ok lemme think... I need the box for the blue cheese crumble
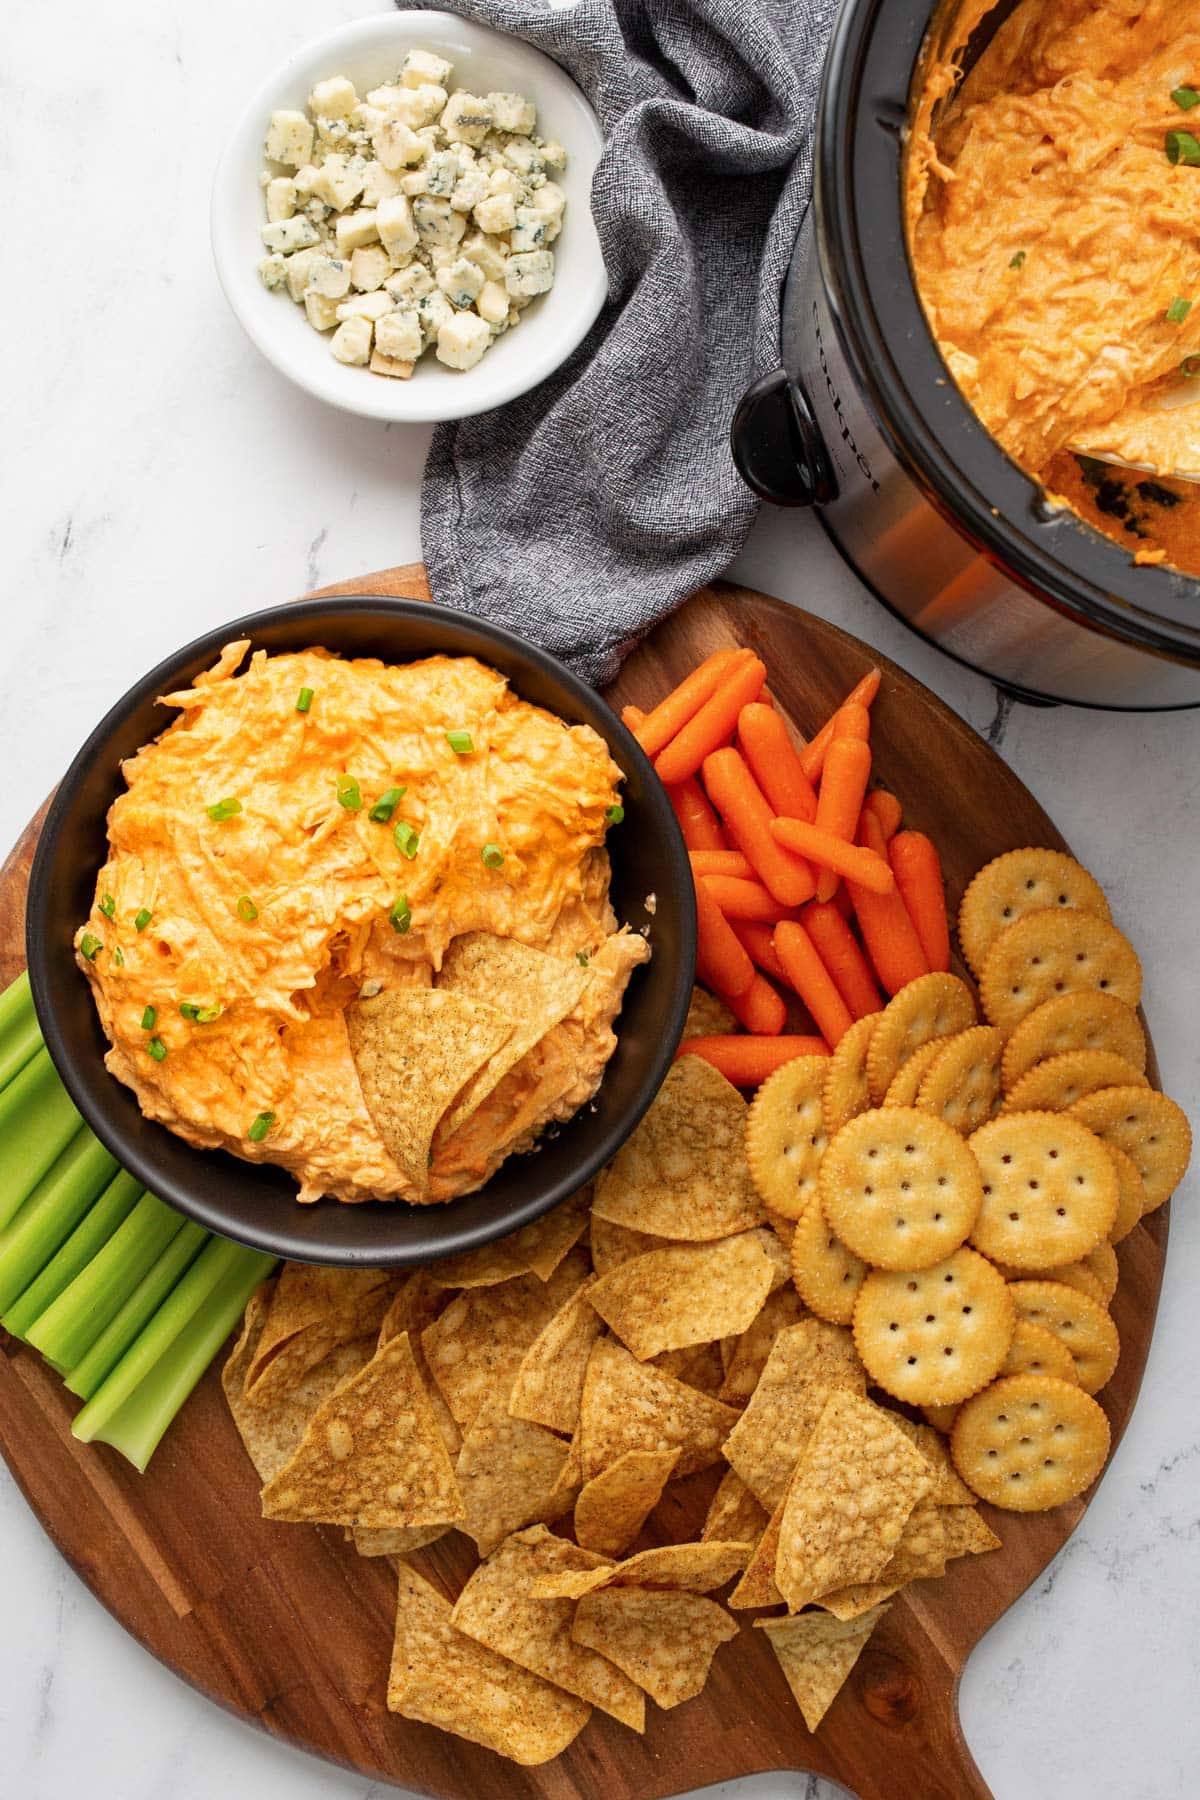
[256,52,565,377]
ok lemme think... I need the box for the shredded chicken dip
[907,0,1200,574]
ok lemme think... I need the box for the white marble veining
[1,2,1198,1796]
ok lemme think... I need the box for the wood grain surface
[0,566,1168,1800]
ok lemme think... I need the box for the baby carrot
[622,703,647,730]
[702,875,796,923]
[862,788,902,841]
[770,817,894,894]
[801,900,884,1020]
[730,920,790,986]
[676,1034,830,1086]
[725,972,788,1035]
[633,649,742,757]
[800,669,882,782]
[693,873,755,998]
[813,736,873,902]
[774,921,855,1047]
[670,776,728,852]
[737,703,818,823]
[832,701,871,743]
[849,811,930,994]
[701,746,815,907]
[889,830,951,973]
[655,657,767,785]
[689,850,754,879]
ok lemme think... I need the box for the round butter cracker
[820,1107,983,1272]
[916,1025,1004,1135]
[852,1246,1014,1406]
[745,1056,831,1222]
[979,910,1141,1038]
[865,973,977,1106]
[958,848,1111,979]
[1068,1085,1192,1216]
[789,1194,867,1327]
[968,1111,1118,1270]
[951,1373,1110,1512]
[821,1012,879,1138]
[999,1317,1080,1386]
[883,1038,944,1109]
[1105,1143,1146,1246]
[1001,991,1147,1092]
[1008,1279,1119,1397]
[1001,1049,1147,1116]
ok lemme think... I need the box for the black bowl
[26,596,696,1267]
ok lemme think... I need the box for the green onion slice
[147,1037,167,1062]
[1166,130,1200,165]
[206,796,243,822]
[336,774,362,811]
[1008,250,1026,270]
[79,932,102,961]
[179,1002,222,1024]
[576,950,590,966]
[388,893,412,934]
[445,730,474,754]
[296,686,314,713]
[605,803,625,824]
[135,907,152,931]
[1172,86,1200,110]
[236,895,258,922]
[369,785,406,822]
[1166,296,1194,324]
[393,820,420,859]
[248,1111,276,1143]
[481,843,504,869]
[112,945,125,967]
[141,1005,157,1031]
[99,893,115,918]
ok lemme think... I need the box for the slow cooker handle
[731,368,836,507]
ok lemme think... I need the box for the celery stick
[27,1191,187,1370]
[65,1219,209,1399]
[0,1048,85,1230]
[0,970,34,1042]
[72,1236,273,1444]
[79,1248,272,1471]
[0,1130,118,1312]
[2,1168,140,1339]
[0,1006,42,1094]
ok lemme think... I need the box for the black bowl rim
[25,594,696,1266]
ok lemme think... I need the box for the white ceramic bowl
[211,10,606,423]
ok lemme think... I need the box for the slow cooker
[731,0,1200,711]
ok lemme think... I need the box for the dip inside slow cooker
[905,0,1200,578]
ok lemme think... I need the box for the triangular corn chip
[703,1468,770,1548]
[591,1057,765,1240]
[941,1504,1002,1559]
[346,988,512,1195]
[579,1338,739,1480]
[508,1273,605,1434]
[243,1264,393,1405]
[388,1559,589,1763]
[724,1320,866,1512]
[587,1233,776,1361]
[531,1539,749,1601]
[261,1331,464,1529]
[457,1393,575,1556]
[756,1603,889,1731]
[574,1448,680,1558]
[590,1217,663,1276]
[351,1523,451,1557]
[451,1526,645,1730]
[427,1189,589,1288]
[572,1589,737,1709]
[728,1498,785,1610]
[718,1287,807,1406]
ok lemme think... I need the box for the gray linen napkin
[407,0,838,683]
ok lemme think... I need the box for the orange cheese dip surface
[75,643,647,1205]
[907,0,1200,574]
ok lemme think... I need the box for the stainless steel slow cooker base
[732,0,1200,712]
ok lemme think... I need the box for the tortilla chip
[727,1499,785,1609]
[590,1217,664,1275]
[875,1502,947,1585]
[703,1468,771,1547]
[261,1331,464,1529]
[554,1425,584,1494]
[684,985,737,1039]
[653,1340,726,1396]
[591,1058,765,1241]
[378,1277,462,1458]
[451,1526,645,1730]
[890,1415,976,1507]
[723,1320,867,1512]
[422,1250,588,1432]
[940,1504,1003,1559]
[531,1539,749,1601]
[508,1274,605,1434]
[437,932,591,1138]
[427,1190,590,1289]
[388,1559,589,1763]
[243,1264,393,1406]
[587,1233,776,1360]
[346,988,512,1194]
[755,1604,889,1731]
[351,1523,451,1557]
[579,1338,740,1480]
[718,1287,807,1407]
[223,1288,376,1483]
[574,1449,680,1558]
[817,1583,899,1621]
[775,1392,932,1611]
[457,1394,576,1556]
[572,1589,737,1709]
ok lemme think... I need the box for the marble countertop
[2,1,1198,1796]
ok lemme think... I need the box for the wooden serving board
[0,568,1168,1800]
